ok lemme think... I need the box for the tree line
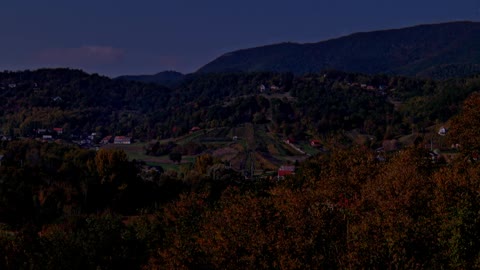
[1,92,480,268]
[3,69,480,143]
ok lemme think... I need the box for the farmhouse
[53,128,63,134]
[438,127,447,136]
[114,136,132,144]
[278,165,295,179]
[310,140,322,147]
[259,84,266,92]
[190,126,201,133]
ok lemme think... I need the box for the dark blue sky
[2,0,479,76]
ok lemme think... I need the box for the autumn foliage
[4,93,480,268]
[2,143,480,269]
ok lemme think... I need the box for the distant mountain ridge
[197,21,480,78]
[116,71,185,87]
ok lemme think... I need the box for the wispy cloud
[35,46,125,67]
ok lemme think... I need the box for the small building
[259,84,266,93]
[190,126,201,133]
[429,151,442,162]
[42,135,53,141]
[310,140,322,147]
[88,132,97,140]
[0,135,11,141]
[114,136,132,144]
[438,127,447,136]
[100,135,113,144]
[278,165,295,179]
[472,151,479,161]
[53,128,63,134]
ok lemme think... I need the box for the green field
[101,126,322,175]
[102,143,194,171]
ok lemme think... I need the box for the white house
[438,127,447,136]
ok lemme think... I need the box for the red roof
[114,136,131,142]
[101,136,112,143]
[278,165,295,177]
[310,140,321,146]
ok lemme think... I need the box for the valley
[3,21,480,269]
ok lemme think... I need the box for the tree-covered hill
[2,68,480,144]
[4,68,480,268]
[116,70,185,88]
[197,21,480,79]
[3,98,480,268]
[0,68,173,139]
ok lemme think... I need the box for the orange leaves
[347,147,438,267]
[430,162,480,267]
[156,192,209,269]
[94,148,129,184]
[113,144,480,268]
[450,92,480,154]
[197,189,317,269]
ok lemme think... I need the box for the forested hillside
[116,71,185,88]
[0,69,171,140]
[3,68,480,143]
[3,68,480,268]
[2,91,480,268]
[198,21,480,79]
